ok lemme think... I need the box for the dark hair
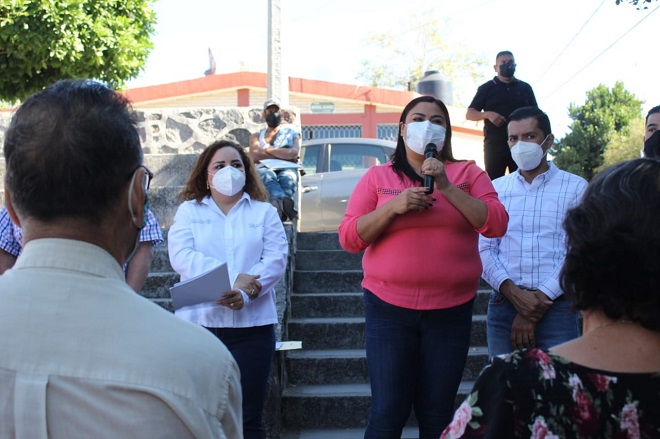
[560,158,660,331]
[646,105,660,124]
[496,51,514,62]
[508,106,552,138]
[180,140,268,203]
[391,95,457,184]
[3,79,141,223]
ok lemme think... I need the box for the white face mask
[211,166,246,196]
[404,121,446,155]
[510,136,549,171]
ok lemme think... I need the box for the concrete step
[285,349,368,386]
[147,186,182,230]
[294,271,494,296]
[295,249,363,271]
[285,347,488,386]
[290,290,491,319]
[297,232,344,251]
[286,231,492,436]
[139,272,178,299]
[281,381,475,430]
[294,270,363,293]
[280,383,372,430]
[290,293,364,318]
[287,315,487,350]
[473,289,490,315]
[150,243,174,273]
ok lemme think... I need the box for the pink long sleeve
[338,161,508,310]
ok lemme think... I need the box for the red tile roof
[123,71,416,107]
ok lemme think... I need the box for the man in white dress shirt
[0,79,242,438]
[479,106,587,357]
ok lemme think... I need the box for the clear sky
[127,0,660,137]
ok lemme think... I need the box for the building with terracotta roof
[123,71,485,167]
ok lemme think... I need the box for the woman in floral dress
[441,158,660,438]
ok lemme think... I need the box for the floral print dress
[441,349,660,438]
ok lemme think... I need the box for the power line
[535,0,606,84]
[542,2,660,101]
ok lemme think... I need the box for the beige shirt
[0,238,242,438]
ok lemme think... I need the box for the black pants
[205,324,275,439]
[484,136,517,180]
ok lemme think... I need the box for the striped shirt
[479,162,587,300]
[0,207,163,258]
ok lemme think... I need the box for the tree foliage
[0,0,156,101]
[597,117,644,172]
[355,14,486,104]
[615,0,657,8]
[551,81,642,181]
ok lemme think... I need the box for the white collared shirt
[0,238,242,439]
[479,162,587,299]
[168,193,288,328]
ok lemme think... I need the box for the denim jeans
[257,167,298,200]
[486,290,580,358]
[363,289,473,439]
[205,324,275,439]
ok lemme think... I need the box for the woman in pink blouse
[338,96,508,439]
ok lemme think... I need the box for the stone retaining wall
[0,106,300,157]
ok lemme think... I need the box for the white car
[298,137,396,232]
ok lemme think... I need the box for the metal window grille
[377,124,399,141]
[302,125,362,140]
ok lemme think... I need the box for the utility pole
[267,0,289,107]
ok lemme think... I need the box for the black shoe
[270,199,285,221]
[282,197,298,221]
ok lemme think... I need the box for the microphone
[424,143,437,194]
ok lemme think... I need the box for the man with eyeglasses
[0,79,242,438]
[467,50,538,180]
[0,204,163,291]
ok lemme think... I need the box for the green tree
[0,0,156,102]
[355,14,486,105]
[551,81,642,181]
[597,117,645,173]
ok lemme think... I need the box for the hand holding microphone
[423,143,438,194]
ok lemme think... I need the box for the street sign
[310,102,335,113]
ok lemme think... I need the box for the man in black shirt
[467,51,537,179]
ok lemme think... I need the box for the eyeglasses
[135,165,153,192]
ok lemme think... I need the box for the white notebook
[169,263,231,310]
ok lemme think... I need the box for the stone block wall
[137,107,265,153]
[136,106,300,153]
[0,106,300,201]
[0,105,300,157]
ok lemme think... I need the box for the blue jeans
[487,290,580,358]
[257,167,298,200]
[363,289,473,439]
[206,325,275,439]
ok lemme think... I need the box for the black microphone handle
[424,174,434,194]
[424,144,437,194]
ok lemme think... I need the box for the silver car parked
[298,137,396,232]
